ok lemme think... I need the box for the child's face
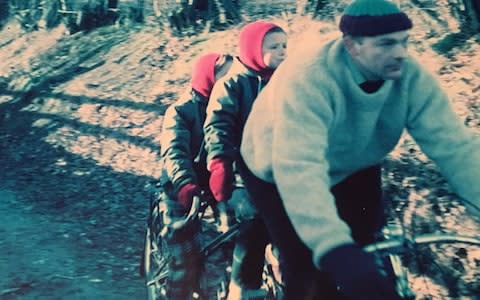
[262,31,287,69]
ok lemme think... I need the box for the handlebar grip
[186,195,201,221]
[170,195,201,230]
[215,201,230,233]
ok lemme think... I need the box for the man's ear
[343,36,358,56]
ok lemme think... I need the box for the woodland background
[1,0,480,299]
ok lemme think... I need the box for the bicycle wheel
[143,224,171,300]
[142,185,171,300]
[198,208,235,300]
[366,234,480,300]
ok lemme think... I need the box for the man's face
[346,31,410,80]
[262,31,287,69]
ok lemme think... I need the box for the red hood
[191,53,221,98]
[239,21,282,79]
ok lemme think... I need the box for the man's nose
[393,44,407,59]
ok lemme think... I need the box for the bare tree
[55,0,120,33]
[297,0,342,20]
[0,0,9,28]
[40,0,62,29]
[412,0,480,53]
[152,0,241,35]
[10,0,44,30]
[461,0,480,32]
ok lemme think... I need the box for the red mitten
[177,183,201,209]
[209,158,234,202]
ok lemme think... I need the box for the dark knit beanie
[339,0,413,36]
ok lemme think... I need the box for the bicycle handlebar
[364,233,480,253]
[363,232,480,299]
[169,195,203,230]
[167,193,234,237]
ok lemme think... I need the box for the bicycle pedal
[216,223,230,233]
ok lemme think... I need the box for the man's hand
[177,183,201,209]
[209,158,234,202]
[319,244,402,300]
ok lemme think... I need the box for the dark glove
[209,158,234,202]
[228,188,258,222]
[177,183,201,209]
[319,244,401,300]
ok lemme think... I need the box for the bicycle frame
[144,183,480,300]
[143,192,250,300]
[262,222,480,300]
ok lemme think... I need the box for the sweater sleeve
[204,79,241,165]
[268,72,354,266]
[160,103,197,192]
[406,64,480,209]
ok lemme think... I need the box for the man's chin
[384,70,403,80]
[383,64,404,80]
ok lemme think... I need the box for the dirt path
[0,189,145,299]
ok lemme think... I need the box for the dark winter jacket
[160,91,210,193]
[203,58,267,165]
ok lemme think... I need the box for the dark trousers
[237,160,385,300]
[162,198,202,300]
[229,188,270,289]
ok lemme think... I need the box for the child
[159,52,233,300]
[203,20,288,299]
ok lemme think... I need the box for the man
[238,0,480,299]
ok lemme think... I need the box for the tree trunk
[151,0,158,17]
[462,0,480,32]
[11,0,43,30]
[218,0,240,22]
[432,0,479,53]
[296,0,337,20]
[106,0,120,24]
[108,0,119,9]
[0,0,9,28]
[162,0,241,34]
[41,0,62,29]
[296,0,309,15]
[132,0,145,22]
